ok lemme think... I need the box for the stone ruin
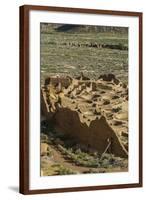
[41,73,128,158]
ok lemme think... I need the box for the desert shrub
[99,159,110,168]
[74,148,82,154]
[57,165,77,175]
[57,144,66,153]
[57,146,100,168]
[99,153,127,168]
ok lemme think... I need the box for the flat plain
[40,24,128,84]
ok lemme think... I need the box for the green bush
[57,165,77,175]
[57,145,100,168]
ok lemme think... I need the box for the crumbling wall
[52,108,128,158]
[41,74,128,158]
[45,76,72,88]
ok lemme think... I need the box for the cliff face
[41,73,128,158]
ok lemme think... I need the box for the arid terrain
[40,24,128,84]
[40,24,128,176]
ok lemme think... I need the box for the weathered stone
[41,74,128,158]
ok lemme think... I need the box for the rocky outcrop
[41,73,128,158]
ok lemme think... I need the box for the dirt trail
[49,144,92,173]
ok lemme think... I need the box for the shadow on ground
[8,186,19,193]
